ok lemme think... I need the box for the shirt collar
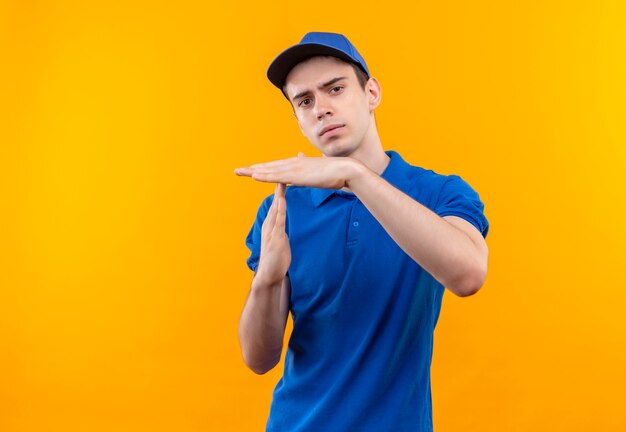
[310,187,336,207]
[310,150,412,207]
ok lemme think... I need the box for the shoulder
[384,150,448,190]
[385,151,481,206]
[399,154,475,194]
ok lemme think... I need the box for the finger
[234,167,253,177]
[268,183,285,228]
[236,160,297,179]
[274,185,287,232]
[275,182,286,199]
[252,171,292,184]
[262,188,279,231]
[297,152,305,158]
[249,157,299,170]
[235,158,294,175]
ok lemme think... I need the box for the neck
[352,117,389,169]
[340,119,390,192]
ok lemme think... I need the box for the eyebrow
[290,76,348,103]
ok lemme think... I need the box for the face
[283,56,380,158]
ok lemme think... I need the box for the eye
[330,85,344,94]
[298,98,312,107]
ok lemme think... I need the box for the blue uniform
[246,151,489,432]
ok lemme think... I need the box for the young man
[235,32,490,432]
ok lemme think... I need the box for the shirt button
[353,221,359,227]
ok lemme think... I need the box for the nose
[314,94,333,120]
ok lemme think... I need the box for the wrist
[345,158,371,189]
[252,270,283,292]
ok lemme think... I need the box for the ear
[366,77,382,111]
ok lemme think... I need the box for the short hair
[281,59,370,102]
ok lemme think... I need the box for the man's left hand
[234,153,361,190]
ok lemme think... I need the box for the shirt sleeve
[434,174,490,239]
[245,194,274,273]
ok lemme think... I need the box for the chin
[318,140,356,158]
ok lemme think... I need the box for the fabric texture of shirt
[245,150,489,432]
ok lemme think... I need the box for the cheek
[357,102,372,127]
[297,118,317,139]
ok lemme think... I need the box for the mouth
[319,124,345,137]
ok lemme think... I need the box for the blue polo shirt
[245,151,489,432]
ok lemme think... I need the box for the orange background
[1,1,625,430]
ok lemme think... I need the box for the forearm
[234,156,485,296]
[238,275,289,374]
[347,163,485,296]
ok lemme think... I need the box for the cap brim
[267,43,365,90]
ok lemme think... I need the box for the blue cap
[267,32,370,90]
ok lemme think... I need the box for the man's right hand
[254,182,291,288]
[239,182,292,374]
